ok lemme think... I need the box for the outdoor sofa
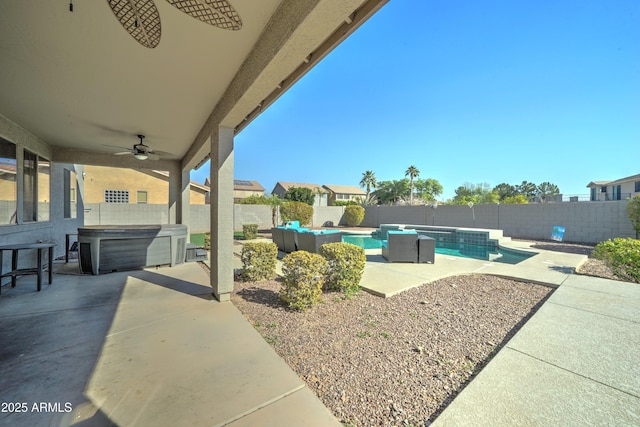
[382,230,436,263]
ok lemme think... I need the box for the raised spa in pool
[342,232,534,265]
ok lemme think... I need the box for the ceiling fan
[110,134,172,160]
[102,0,243,49]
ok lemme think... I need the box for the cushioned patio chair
[382,230,419,263]
[296,230,343,253]
[271,227,285,252]
[282,229,299,253]
[418,235,436,264]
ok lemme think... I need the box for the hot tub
[78,224,187,275]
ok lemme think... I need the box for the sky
[191,0,639,201]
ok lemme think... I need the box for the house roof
[322,184,366,195]
[234,180,264,192]
[151,170,209,192]
[587,173,640,188]
[272,182,325,193]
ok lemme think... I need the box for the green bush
[242,224,259,240]
[593,238,640,283]
[280,201,313,226]
[280,251,328,310]
[240,242,278,282]
[343,205,365,226]
[320,242,366,297]
[204,232,210,250]
[627,195,640,238]
[333,200,357,206]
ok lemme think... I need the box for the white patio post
[209,126,234,301]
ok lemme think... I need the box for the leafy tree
[405,165,420,205]
[516,181,538,200]
[493,183,518,201]
[502,195,529,204]
[267,195,283,227]
[413,178,443,202]
[359,170,377,198]
[537,182,560,202]
[451,182,499,205]
[372,179,410,205]
[284,186,315,206]
[627,195,640,238]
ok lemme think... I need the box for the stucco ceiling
[0,0,388,170]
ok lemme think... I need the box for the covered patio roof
[0,0,388,171]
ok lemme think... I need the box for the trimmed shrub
[240,242,278,282]
[343,205,365,226]
[593,238,640,283]
[242,224,259,240]
[280,251,328,310]
[320,242,366,297]
[204,232,210,250]
[280,201,313,226]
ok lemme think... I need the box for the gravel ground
[227,239,620,426]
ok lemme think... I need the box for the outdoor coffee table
[0,242,56,294]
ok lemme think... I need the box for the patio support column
[209,126,234,301]
[168,164,191,230]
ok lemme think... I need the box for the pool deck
[359,239,588,297]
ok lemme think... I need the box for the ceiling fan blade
[107,0,162,48]
[147,153,160,160]
[166,0,242,30]
[114,151,133,156]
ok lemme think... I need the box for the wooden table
[0,242,56,294]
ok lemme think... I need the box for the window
[64,169,77,219]
[600,186,607,193]
[137,190,148,204]
[613,185,621,201]
[23,150,37,222]
[104,190,129,203]
[635,181,640,193]
[590,187,596,201]
[0,138,17,225]
[38,158,50,221]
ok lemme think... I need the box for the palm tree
[313,186,325,207]
[359,170,377,198]
[267,194,283,226]
[405,165,420,205]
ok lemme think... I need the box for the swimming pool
[342,234,534,264]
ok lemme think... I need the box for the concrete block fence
[83,201,635,244]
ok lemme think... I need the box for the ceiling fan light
[134,153,148,160]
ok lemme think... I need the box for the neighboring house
[271,182,328,206]
[205,178,264,203]
[322,184,366,205]
[84,165,209,205]
[587,173,640,201]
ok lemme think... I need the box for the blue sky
[191,0,639,201]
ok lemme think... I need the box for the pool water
[342,234,533,264]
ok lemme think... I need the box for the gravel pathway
[226,239,621,426]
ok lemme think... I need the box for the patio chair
[296,230,342,253]
[282,229,299,253]
[382,230,419,263]
[271,227,285,252]
[418,235,435,263]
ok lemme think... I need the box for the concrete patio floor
[0,262,339,427]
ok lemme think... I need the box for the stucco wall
[363,201,635,244]
[83,165,207,204]
[76,201,637,244]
